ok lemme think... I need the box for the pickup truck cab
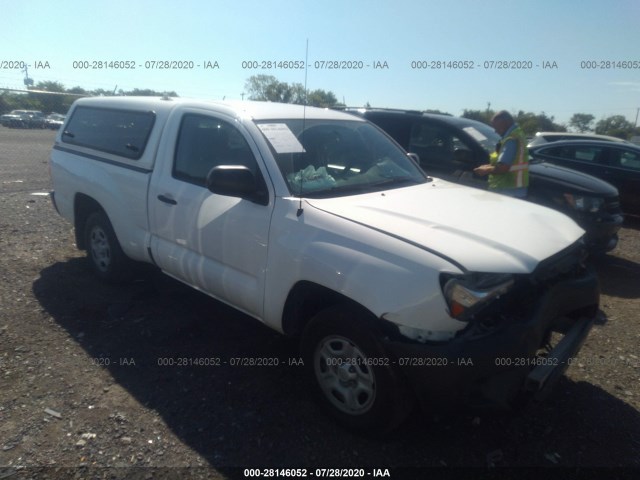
[50,96,599,433]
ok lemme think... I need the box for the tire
[301,305,413,434]
[83,211,131,282]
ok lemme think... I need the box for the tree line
[0,81,177,118]
[461,109,639,141]
[2,76,638,140]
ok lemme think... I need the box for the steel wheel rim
[89,226,111,272]
[314,335,376,415]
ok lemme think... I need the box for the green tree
[245,75,296,102]
[0,92,20,113]
[244,75,341,107]
[288,83,307,104]
[515,111,565,136]
[67,86,88,95]
[307,88,339,107]
[595,115,635,139]
[569,113,595,133]
[29,81,67,113]
[462,109,494,124]
[462,109,565,135]
[34,81,66,92]
[91,88,116,96]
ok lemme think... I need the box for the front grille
[457,240,591,340]
[531,240,587,285]
[605,198,622,214]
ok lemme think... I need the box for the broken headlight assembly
[441,272,514,322]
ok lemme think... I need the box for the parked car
[344,108,624,253]
[0,109,46,128]
[50,96,599,433]
[527,131,631,148]
[1,110,30,128]
[24,110,46,129]
[529,139,640,217]
[44,113,66,130]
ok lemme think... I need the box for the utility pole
[22,65,33,87]
[635,107,639,128]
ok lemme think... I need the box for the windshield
[256,119,427,197]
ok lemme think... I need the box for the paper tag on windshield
[463,126,488,142]
[257,123,306,153]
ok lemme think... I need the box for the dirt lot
[0,127,639,479]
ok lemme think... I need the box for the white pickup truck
[50,96,599,433]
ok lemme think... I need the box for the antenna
[297,39,309,217]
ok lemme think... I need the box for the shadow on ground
[32,258,640,474]
[593,252,640,299]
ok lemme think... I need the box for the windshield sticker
[257,123,306,153]
[463,126,488,142]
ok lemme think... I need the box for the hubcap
[314,335,376,415]
[89,226,111,272]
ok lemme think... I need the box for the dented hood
[307,179,585,274]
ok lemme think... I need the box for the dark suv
[345,108,624,253]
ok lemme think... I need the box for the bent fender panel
[262,199,465,336]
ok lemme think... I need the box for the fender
[261,198,466,337]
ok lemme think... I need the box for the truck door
[148,110,272,319]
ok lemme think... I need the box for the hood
[530,162,619,196]
[307,179,585,274]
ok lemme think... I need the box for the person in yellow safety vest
[473,110,529,198]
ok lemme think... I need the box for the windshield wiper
[302,183,374,198]
[368,176,425,188]
[302,176,424,198]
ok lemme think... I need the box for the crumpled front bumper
[382,264,599,410]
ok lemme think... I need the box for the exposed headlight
[563,193,604,213]
[441,273,514,322]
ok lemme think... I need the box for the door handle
[157,194,177,205]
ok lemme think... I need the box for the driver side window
[173,114,258,186]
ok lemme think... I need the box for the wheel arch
[74,193,106,250]
[281,280,383,339]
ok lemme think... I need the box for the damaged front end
[382,241,599,410]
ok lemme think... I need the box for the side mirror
[206,165,268,205]
[453,148,476,166]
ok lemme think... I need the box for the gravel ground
[0,128,639,479]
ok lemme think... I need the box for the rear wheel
[301,305,413,434]
[83,211,131,282]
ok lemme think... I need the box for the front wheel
[83,211,131,282]
[301,305,413,434]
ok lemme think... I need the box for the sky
[1,0,639,126]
